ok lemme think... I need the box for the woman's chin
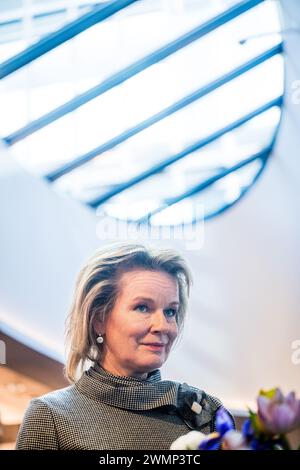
[137,357,166,372]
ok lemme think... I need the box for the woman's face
[94,269,179,379]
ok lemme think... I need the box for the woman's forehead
[118,269,178,298]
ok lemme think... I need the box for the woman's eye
[164,308,177,318]
[135,304,149,313]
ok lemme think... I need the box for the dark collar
[75,364,219,431]
[75,364,179,411]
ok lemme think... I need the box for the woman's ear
[93,311,106,336]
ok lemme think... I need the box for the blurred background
[0,0,299,449]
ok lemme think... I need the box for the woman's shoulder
[24,383,80,417]
[16,386,76,450]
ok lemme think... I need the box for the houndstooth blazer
[16,365,232,450]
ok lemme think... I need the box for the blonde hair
[65,242,193,382]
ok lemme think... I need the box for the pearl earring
[96,333,104,344]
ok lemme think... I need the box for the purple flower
[215,407,235,436]
[198,433,221,450]
[242,419,254,441]
[198,407,235,450]
[257,388,300,435]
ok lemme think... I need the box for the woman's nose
[150,310,170,333]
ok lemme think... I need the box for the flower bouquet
[171,388,300,450]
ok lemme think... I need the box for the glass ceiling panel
[0,1,105,51]
[0,0,283,225]
[52,105,280,203]
[95,157,263,225]
[0,0,264,135]
[148,157,263,225]
[9,53,283,177]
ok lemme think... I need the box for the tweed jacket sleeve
[16,398,59,450]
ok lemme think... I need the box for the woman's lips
[141,343,166,351]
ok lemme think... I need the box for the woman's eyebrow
[132,297,155,303]
[132,296,179,305]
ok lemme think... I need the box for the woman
[16,242,233,450]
